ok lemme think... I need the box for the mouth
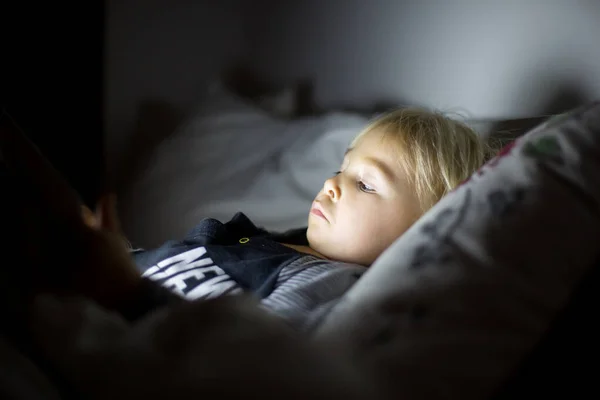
[310,203,329,222]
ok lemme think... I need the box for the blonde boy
[1,106,491,328]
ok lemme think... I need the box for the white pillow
[119,83,369,247]
[224,112,369,232]
[313,102,600,400]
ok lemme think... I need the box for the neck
[281,243,328,259]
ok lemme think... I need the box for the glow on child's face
[306,130,422,266]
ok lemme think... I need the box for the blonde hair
[350,107,493,211]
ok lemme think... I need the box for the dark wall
[104,0,248,175]
[2,2,105,207]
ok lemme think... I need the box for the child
[1,107,490,333]
[107,107,491,331]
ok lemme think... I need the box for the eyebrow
[363,157,396,184]
[344,148,397,184]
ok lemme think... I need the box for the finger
[96,193,121,234]
[81,205,99,229]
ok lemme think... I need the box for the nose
[323,177,341,201]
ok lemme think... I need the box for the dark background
[2,3,105,207]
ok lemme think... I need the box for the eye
[357,180,376,193]
[333,171,341,176]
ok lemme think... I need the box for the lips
[311,202,330,222]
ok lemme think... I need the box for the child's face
[307,130,422,265]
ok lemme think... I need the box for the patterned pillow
[312,102,600,400]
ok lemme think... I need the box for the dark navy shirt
[133,212,311,300]
[131,212,367,331]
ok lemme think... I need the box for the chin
[305,228,325,253]
[305,228,316,247]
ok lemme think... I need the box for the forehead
[346,130,410,182]
[347,129,403,164]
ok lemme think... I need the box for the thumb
[95,193,121,234]
[81,204,99,229]
[95,193,131,250]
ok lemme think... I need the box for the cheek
[380,205,421,242]
[349,202,416,245]
[336,205,382,243]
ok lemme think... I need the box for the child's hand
[23,191,142,310]
[0,117,142,311]
[81,194,131,251]
[73,194,142,309]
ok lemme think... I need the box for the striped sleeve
[260,256,367,332]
